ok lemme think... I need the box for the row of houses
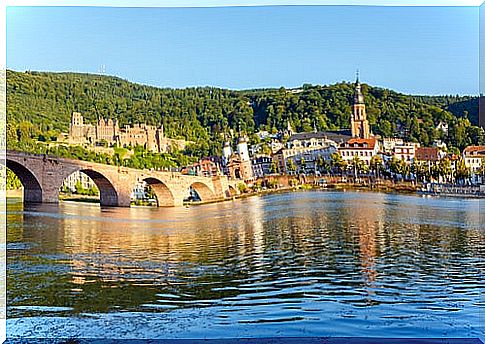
[184,132,484,183]
[182,75,484,184]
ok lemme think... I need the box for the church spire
[354,71,364,105]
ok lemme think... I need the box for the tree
[351,155,367,178]
[286,159,297,175]
[74,180,85,195]
[330,152,346,175]
[6,168,23,190]
[437,157,452,183]
[252,180,262,192]
[270,161,279,174]
[479,158,485,184]
[299,157,306,174]
[370,155,383,179]
[378,120,393,137]
[113,147,128,166]
[387,156,408,181]
[316,155,329,175]
[237,183,247,193]
[267,179,278,189]
[260,143,272,156]
[454,158,471,184]
[411,161,429,183]
[87,185,99,196]
[6,69,481,171]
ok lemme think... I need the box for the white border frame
[1,1,482,343]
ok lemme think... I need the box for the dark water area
[5,191,485,339]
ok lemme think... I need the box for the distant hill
[6,70,482,154]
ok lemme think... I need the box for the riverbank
[6,189,23,198]
[184,181,421,207]
[418,183,485,198]
[7,180,482,208]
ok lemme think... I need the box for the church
[273,73,378,174]
[339,74,379,166]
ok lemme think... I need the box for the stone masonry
[7,151,239,207]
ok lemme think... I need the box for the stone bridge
[6,150,241,207]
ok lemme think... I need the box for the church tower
[351,72,370,139]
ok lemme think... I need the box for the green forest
[7,69,483,162]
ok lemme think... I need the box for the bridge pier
[42,191,60,204]
[7,151,241,208]
[114,189,132,207]
[212,175,231,198]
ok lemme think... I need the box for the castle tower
[71,112,84,126]
[237,135,250,162]
[69,112,85,142]
[222,139,232,166]
[351,72,370,139]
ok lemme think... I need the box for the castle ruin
[68,112,188,153]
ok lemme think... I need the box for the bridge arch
[79,169,119,207]
[190,182,215,202]
[227,185,237,197]
[6,159,43,203]
[143,177,175,207]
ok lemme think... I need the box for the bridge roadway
[6,150,240,207]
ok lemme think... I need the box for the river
[5,190,485,339]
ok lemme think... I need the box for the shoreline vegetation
[7,179,483,207]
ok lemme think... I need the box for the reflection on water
[6,191,485,339]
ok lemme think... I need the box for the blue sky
[6,5,479,95]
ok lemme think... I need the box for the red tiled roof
[463,146,485,156]
[415,147,440,161]
[341,138,377,150]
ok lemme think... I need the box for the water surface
[6,191,485,339]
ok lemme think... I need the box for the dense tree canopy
[7,69,482,158]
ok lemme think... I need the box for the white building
[62,171,97,193]
[286,131,349,150]
[382,138,404,153]
[339,138,380,166]
[463,146,485,184]
[394,142,419,164]
[131,181,148,200]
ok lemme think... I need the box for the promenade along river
[5,190,485,339]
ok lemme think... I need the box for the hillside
[6,70,483,156]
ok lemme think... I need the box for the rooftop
[415,147,440,161]
[288,130,352,144]
[463,145,485,156]
[341,137,378,150]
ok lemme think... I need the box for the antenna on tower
[100,64,106,74]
